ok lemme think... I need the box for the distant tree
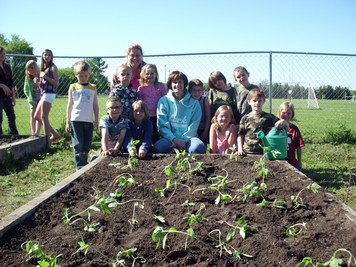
[316,85,333,99]
[85,58,109,95]
[57,67,76,96]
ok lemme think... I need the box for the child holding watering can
[237,88,288,156]
[278,102,305,170]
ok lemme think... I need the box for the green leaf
[239,227,246,239]
[186,228,195,238]
[164,166,171,176]
[237,215,246,225]
[162,234,168,249]
[296,257,314,267]
[226,228,235,241]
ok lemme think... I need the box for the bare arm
[225,125,237,154]
[100,128,111,156]
[237,135,245,155]
[112,129,127,155]
[209,124,217,153]
[201,97,211,141]
[93,92,99,131]
[65,86,73,133]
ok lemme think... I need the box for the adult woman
[111,44,146,91]
[34,49,60,144]
[154,71,205,154]
[0,46,18,135]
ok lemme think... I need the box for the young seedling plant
[193,170,241,205]
[108,138,140,171]
[152,226,195,250]
[223,215,258,241]
[291,183,320,209]
[253,150,273,191]
[112,247,146,267]
[208,229,253,260]
[156,149,203,203]
[296,248,356,267]
[283,222,307,237]
[61,187,121,231]
[21,240,62,267]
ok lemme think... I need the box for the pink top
[137,83,166,117]
[215,124,234,154]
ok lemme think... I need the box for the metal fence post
[269,51,273,113]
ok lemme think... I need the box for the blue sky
[1,0,355,57]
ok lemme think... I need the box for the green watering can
[256,126,288,160]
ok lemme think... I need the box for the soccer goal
[307,86,319,109]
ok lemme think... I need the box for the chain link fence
[3,51,356,142]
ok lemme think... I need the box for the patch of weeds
[323,123,356,145]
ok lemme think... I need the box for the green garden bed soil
[0,154,355,266]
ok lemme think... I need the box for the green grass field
[4,97,356,144]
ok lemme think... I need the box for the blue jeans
[154,137,206,154]
[0,96,18,135]
[71,121,93,170]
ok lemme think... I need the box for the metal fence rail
[3,51,356,140]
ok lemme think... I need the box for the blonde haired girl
[123,100,153,159]
[278,102,305,170]
[209,105,237,154]
[24,60,42,135]
[138,64,166,143]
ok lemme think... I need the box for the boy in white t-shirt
[66,61,99,170]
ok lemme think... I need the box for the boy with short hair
[99,96,128,156]
[109,65,138,119]
[66,61,99,170]
[233,66,259,123]
[237,88,288,155]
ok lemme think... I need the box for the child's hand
[111,148,120,157]
[275,119,288,129]
[138,149,146,159]
[93,121,98,131]
[236,150,246,156]
[1,84,11,96]
[172,138,188,150]
[40,71,46,78]
[129,150,136,157]
[100,149,111,156]
[65,123,71,133]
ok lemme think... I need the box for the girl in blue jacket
[154,71,206,154]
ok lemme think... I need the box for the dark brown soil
[0,154,355,266]
[0,135,27,146]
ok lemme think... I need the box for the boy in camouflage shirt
[237,88,288,155]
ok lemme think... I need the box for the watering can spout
[256,131,270,147]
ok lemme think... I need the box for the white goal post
[307,86,319,109]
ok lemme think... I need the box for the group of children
[24,57,304,171]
